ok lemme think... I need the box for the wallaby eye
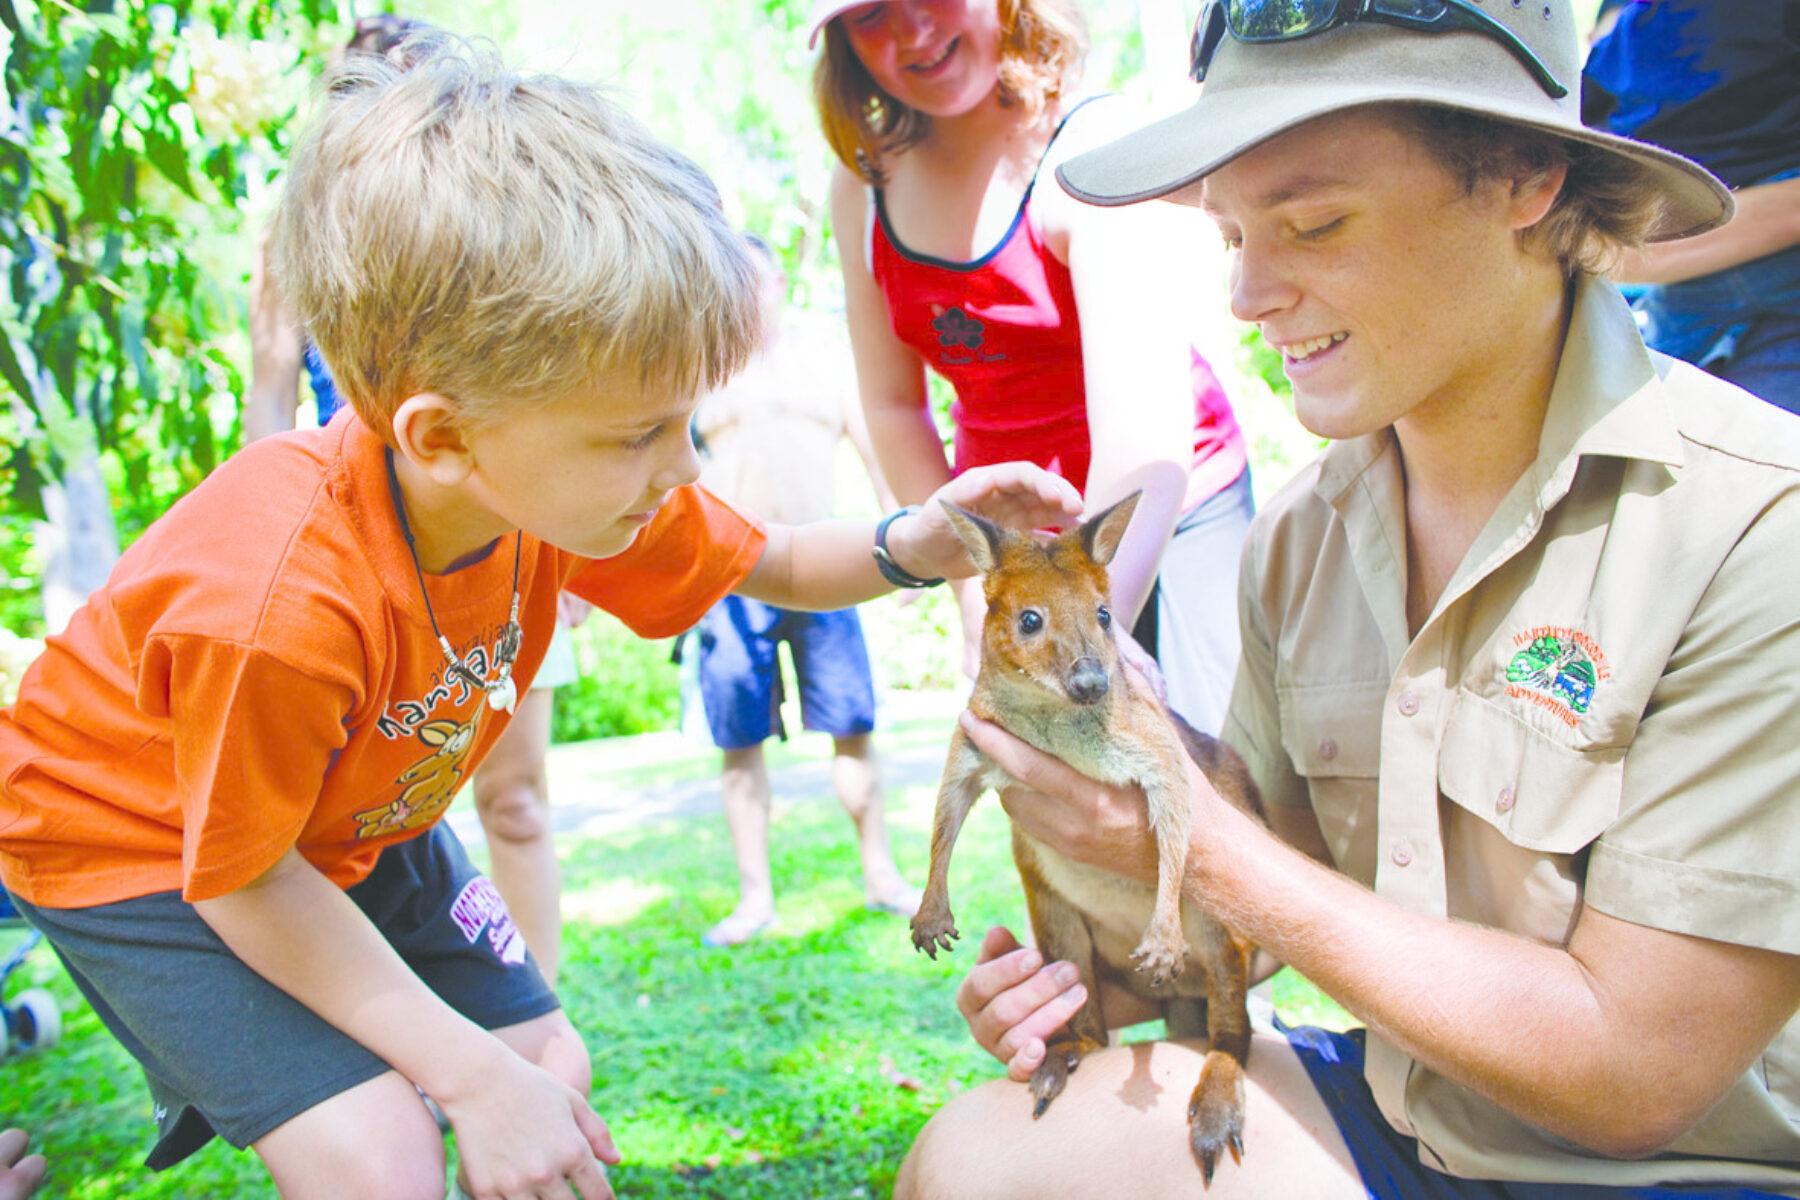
[1097,604,1112,630]
[1018,609,1044,635]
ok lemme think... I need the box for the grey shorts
[11,823,559,1169]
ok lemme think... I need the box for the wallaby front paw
[1186,1048,1248,1187]
[909,905,960,958]
[1131,928,1187,986]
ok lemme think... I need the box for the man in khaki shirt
[888,0,1800,1196]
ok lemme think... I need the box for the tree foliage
[0,0,1167,636]
[0,0,340,631]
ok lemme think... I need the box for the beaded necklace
[384,448,523,714]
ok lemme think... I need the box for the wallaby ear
[939,500,1004,574]
[1080,491,1141,567]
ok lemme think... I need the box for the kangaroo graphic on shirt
[355,713,482,838]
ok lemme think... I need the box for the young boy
[897,1,1800,1197]
[0,37,1080,1200]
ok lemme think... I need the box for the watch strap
[872,505,946,589]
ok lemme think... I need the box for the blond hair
[814,0,1088,185]
[269,35,760,436]
[1391,104,1666,278]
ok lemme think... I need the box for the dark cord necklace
[384,448,523,714]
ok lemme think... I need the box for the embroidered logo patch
[1505,627,1609,727]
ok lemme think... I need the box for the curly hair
[814,0,1088,185]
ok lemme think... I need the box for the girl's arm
[732,463,1083,611]
[1040,102,1223,628]
[829,163,953,507]
[830,162,990,676]
[1612,175,1800,285]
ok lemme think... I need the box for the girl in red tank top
[810,0,1253,730]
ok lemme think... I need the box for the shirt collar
[1540,275,1684,473]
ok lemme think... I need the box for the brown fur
[910,492,1267,1185]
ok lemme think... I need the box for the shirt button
[1397,692,1420,717]
[1318,738,1338,761]
[1391,838,1414,867]
[1496,786,1516,814]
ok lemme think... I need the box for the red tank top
[869,105,1246,509]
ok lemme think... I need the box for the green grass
[0,710,1354,1198]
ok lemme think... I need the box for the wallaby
[910,491,1267,1185]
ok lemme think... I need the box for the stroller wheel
[6,988,59,1054]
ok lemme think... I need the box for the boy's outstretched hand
[892,463,1085,583]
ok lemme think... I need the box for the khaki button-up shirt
[1224,278,1800,1192]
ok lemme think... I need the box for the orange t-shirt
[0,415,765,907]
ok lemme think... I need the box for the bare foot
[702,906,778,948]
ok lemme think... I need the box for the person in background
[898,0,1800,1195]
[691,235,921,947]
[1582,0,1800,413]
[245,12,579,983]
[245,13,417,441]
[811,0,1254,733]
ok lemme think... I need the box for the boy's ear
[391,394,475,485]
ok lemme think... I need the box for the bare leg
[831,733,920,914]
[255,1070,449,1200]
[706,743,778,946]
[469,687,562,985]
[894,1033,1363,1200]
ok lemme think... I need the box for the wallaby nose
[1067,657,1110,705]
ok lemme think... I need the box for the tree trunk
[37,455,119,635]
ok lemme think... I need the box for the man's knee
[895,1036,1363,1199]
[894,1082,1021,1200]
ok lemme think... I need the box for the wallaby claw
[909,912,959,957]
[1028,1050,1074,1118]
[1131,935,1185,986]
[1029,1034,1102,1119]
[1190,1122,1245,1188]
[1186,1052,1248,1188]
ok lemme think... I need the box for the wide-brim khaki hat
[1056,1,1732,242]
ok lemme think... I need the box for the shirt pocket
[1277,682,1387,780]
[1438,690,1623,853]
[1276,682,1388,879]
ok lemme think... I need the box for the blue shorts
[695,595,876,751]
[12,824,557,1169]
[1281,1021,1788,1200]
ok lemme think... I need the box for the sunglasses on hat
[1189,0,1568,99]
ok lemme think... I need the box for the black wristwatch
[872,505,946,589]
